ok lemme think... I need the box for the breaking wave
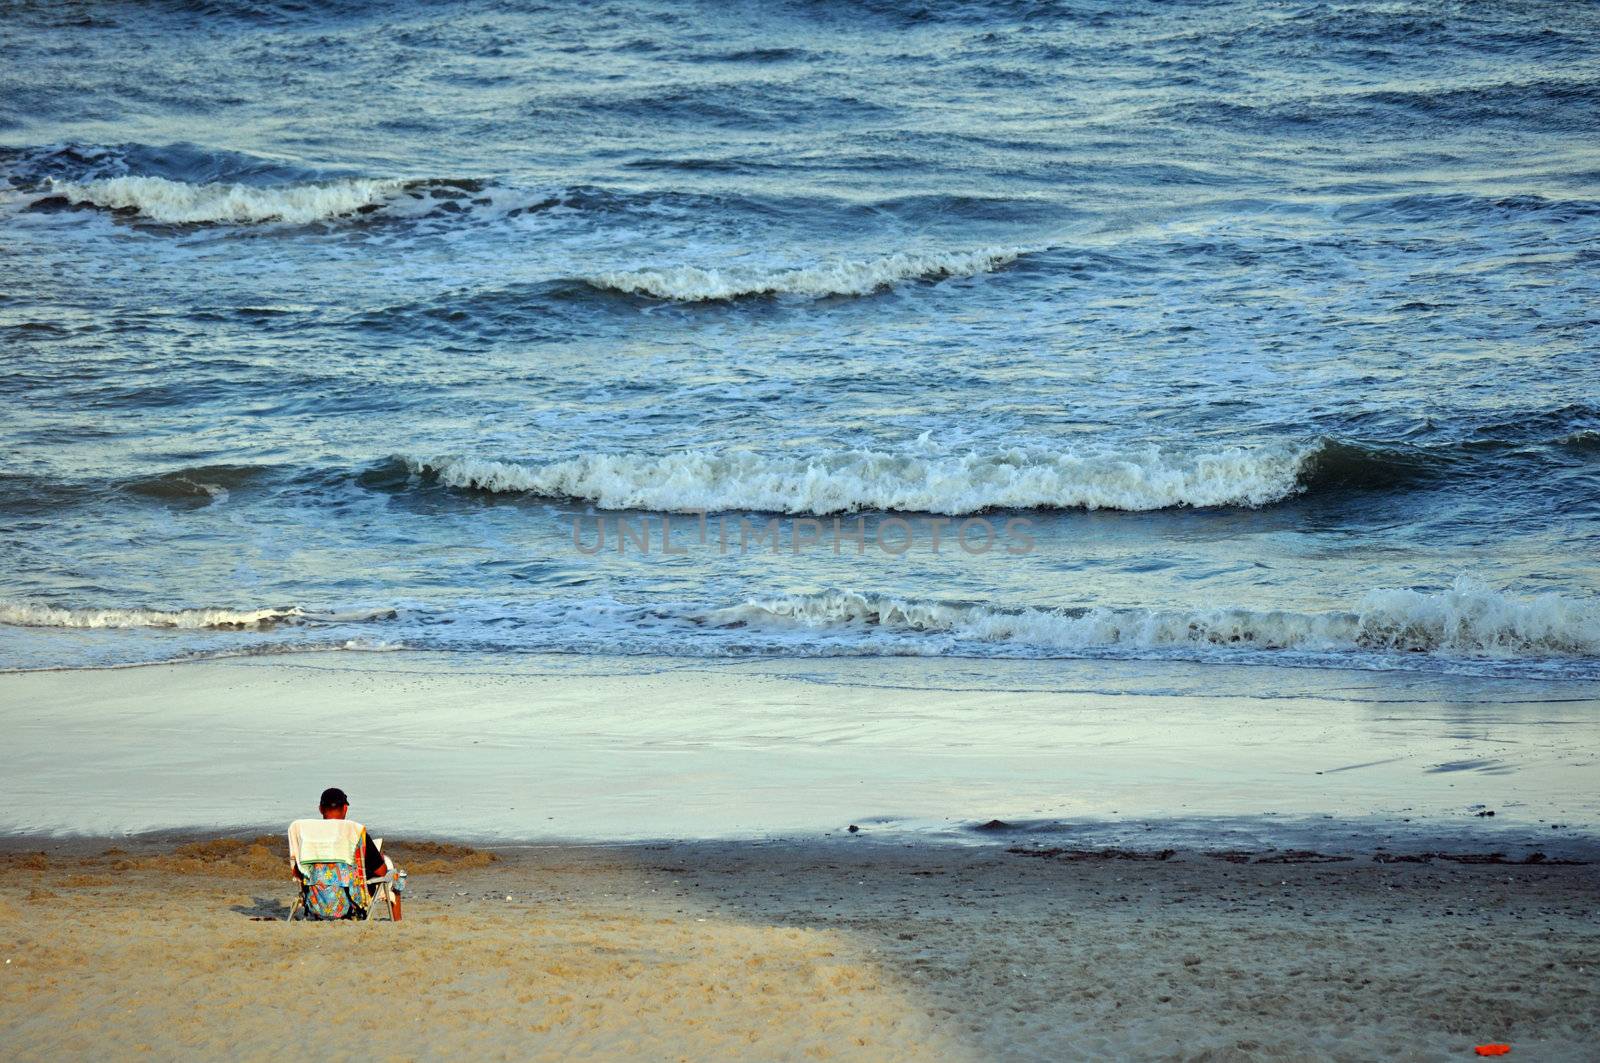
[709,577,1600,660]
[4,580,1594,676]
[40,174,410,224]
[0,602,395,630]
[399,438,1387,514]
[582,246,1028,301]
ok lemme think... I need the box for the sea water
[2,1,1598,683]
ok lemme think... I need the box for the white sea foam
[404,440,1314,514]
[583,246,1027,300]
[5,582,1593,673]
[709,578,1600,659]
[0,603,394,630]
[43,175,409,224]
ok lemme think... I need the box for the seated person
[289,786,402,920]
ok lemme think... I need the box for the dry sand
[1,834,1595,1061]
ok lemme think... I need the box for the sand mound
[2,852,51,871]
[386,839,499,873]
[117,835,500,878]
[137,836,288,878]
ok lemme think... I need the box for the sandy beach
[3,655,1597,1058]
[2,832,1595,1061]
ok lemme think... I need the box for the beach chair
[286,818,398,921]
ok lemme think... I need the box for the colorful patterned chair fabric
[286,818,393,921]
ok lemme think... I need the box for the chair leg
[362,880,393,921]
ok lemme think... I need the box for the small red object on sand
[1474,1046,1511,1057]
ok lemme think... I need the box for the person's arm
[363,834,388,879]
[364,832,402,920]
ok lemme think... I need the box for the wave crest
[0,602,395,630]
[582,246,1027,301]
[402,440,1315,514]
[41,175,410,224]
[712,577,1600,659]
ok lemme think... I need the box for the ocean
[3,0,1598,684]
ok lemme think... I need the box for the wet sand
[1,833,1595,1061]
[3,653,1597,843]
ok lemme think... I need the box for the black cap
[319,787,349,811]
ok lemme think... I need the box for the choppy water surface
[2,0,1598,677]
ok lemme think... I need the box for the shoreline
[3,832,1594,1060]
[5,819,1597,864]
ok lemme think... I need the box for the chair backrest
[287,818,365,877]
[288,818,371,920]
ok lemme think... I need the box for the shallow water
[2,1,1598,679]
